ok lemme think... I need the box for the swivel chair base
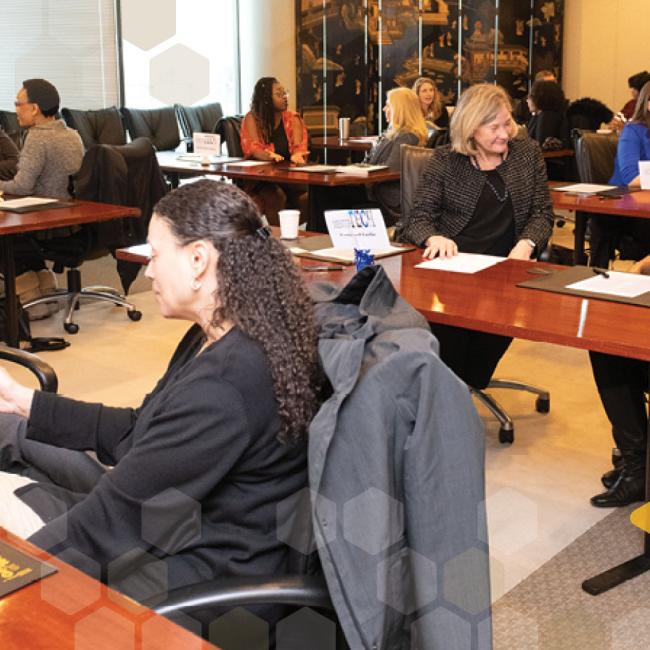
[471,379,550,444]
[23,268,142,334]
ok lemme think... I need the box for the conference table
[156,151,399,232]
[0,528,218,649]
[0,199,141,348]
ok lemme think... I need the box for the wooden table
[156,152,399,233]
[549,183,650,264]
[0,200,140,348]
[0,528,217,649]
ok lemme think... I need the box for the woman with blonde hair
[397,83,553,391]
[412,76,449,129]
[363,86,428,224]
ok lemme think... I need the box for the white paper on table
[296,164,339,173]
[0,197,58,208]
[552,183,616,194]
[123,243,152,258]
[224,160,272,167]
[310,246,403,262]
[566,270,650,298]
[415,253,505,273]
[639,161,650,190]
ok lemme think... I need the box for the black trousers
[589,214,650,268]
[430,323,512,390]
[589,351,649,454]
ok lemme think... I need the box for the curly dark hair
[153,179,320,445]
[629,71,650,93]
[250,76,278,145]
[529,80,566,113]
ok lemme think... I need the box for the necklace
[483,173,509,202]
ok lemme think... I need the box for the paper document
[566,271,650,298]
[123,243,152,258]
[639,161,650,190]
[416,253,505,274]
[176,154,243,164]
[297,164,339,173]
[310,246,404,262]
[552,183,616,194]
[0,197,58,209]
[224,160,272,167]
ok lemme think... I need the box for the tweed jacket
[396,137,553,254]
[309,266,491,650]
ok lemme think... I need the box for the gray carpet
[493,504,650,649]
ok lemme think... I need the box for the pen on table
[303,265,345,272]
[592,267,610,279]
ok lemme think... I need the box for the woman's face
[271,82,289,112]
[417,82,435,111]
[473,106,512,158]
[383,100,392,124]
[145,214,217,321]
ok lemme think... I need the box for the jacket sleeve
[287,112,309,156]
[399,151,446,246]
[616,124,644,185]
[240,112,273,158]
[28,377,252,582]
[0,132,18,180]
[517,143,554,251]
[0,131,45,195]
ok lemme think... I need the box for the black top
[0,130,19,180]
[27,325,308,595]
[454,168,515,255]
[271,120,290,160]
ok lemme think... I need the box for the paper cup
[279,210,300,239]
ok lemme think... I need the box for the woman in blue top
[590,81,650,267]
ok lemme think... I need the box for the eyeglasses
[14,100,33,108]
[273,90,289,98]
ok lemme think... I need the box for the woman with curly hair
[0,179,320,608]
[240,76,309,225]
[412,76,449,130]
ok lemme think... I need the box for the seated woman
[0,129,18,180]
[364,86,428,225]
[240,77,309,225]
[589,254,650,507]
[412,76,449,131]
[396,83,553,390]
[526,79,568,147]
[0,180,320,610]
[589,80,650,268]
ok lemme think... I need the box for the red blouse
[240,110,308,159]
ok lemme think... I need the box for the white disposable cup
[279,209,300,239]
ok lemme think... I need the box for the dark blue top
[610,122,650,185]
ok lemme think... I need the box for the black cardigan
[396,137,554,253]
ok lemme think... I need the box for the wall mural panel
[295,0,563,135]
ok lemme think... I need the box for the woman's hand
[508,239,535,260]
[0,367,34,418]
[290,151,308,165]
[422,235,458,260]
[267,151,284,162]
[630,255,650,275]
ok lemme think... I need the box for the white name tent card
[324,208,391,250]
[193,132,221,158]
[639,161,650,190]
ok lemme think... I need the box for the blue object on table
[354,248,375,272]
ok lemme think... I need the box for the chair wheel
[64,322,79,334]
[127,310,142,322]
[499,427,514,444]
[536,397,550,413]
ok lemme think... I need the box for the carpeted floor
[493,504,650,650]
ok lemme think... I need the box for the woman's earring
[191,279,201,291]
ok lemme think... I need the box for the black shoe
[591,471,645,508]
[601,467,622,489]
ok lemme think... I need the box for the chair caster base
[535,396,550,413]
[64,322,79,334]
[499,426,514,444]
[127,309,142,322]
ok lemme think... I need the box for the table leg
[306,186,328,233]
[0,235,20,348]
[573,212,588,265]
[581,364,650,595]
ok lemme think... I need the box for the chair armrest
[0,346,58,392]
[150,575,332,616]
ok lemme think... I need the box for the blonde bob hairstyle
[385,87,428,146]
[450,83,515,156]
[412,76,443,123]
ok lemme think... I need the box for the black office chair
[23,138,167,333]
[175,102,223,141]
[0,110,24,148]
[121,106,181,152]
[214,116,243,157]
[572,129,619,266]
[425,128,449,148]
[0,346,58,393]
[399,144,550,443]
[61,107,127,150]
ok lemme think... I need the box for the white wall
[563,0,650,111]
[238,0,296,113]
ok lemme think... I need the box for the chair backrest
[175,102,224,139]
[61,107,126,149]
[214,116,243,157]
[573,129,618,184]
[121,106,180,151]
[425,128,449,148]
[0,110,24,148]
[400,144,434,225]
